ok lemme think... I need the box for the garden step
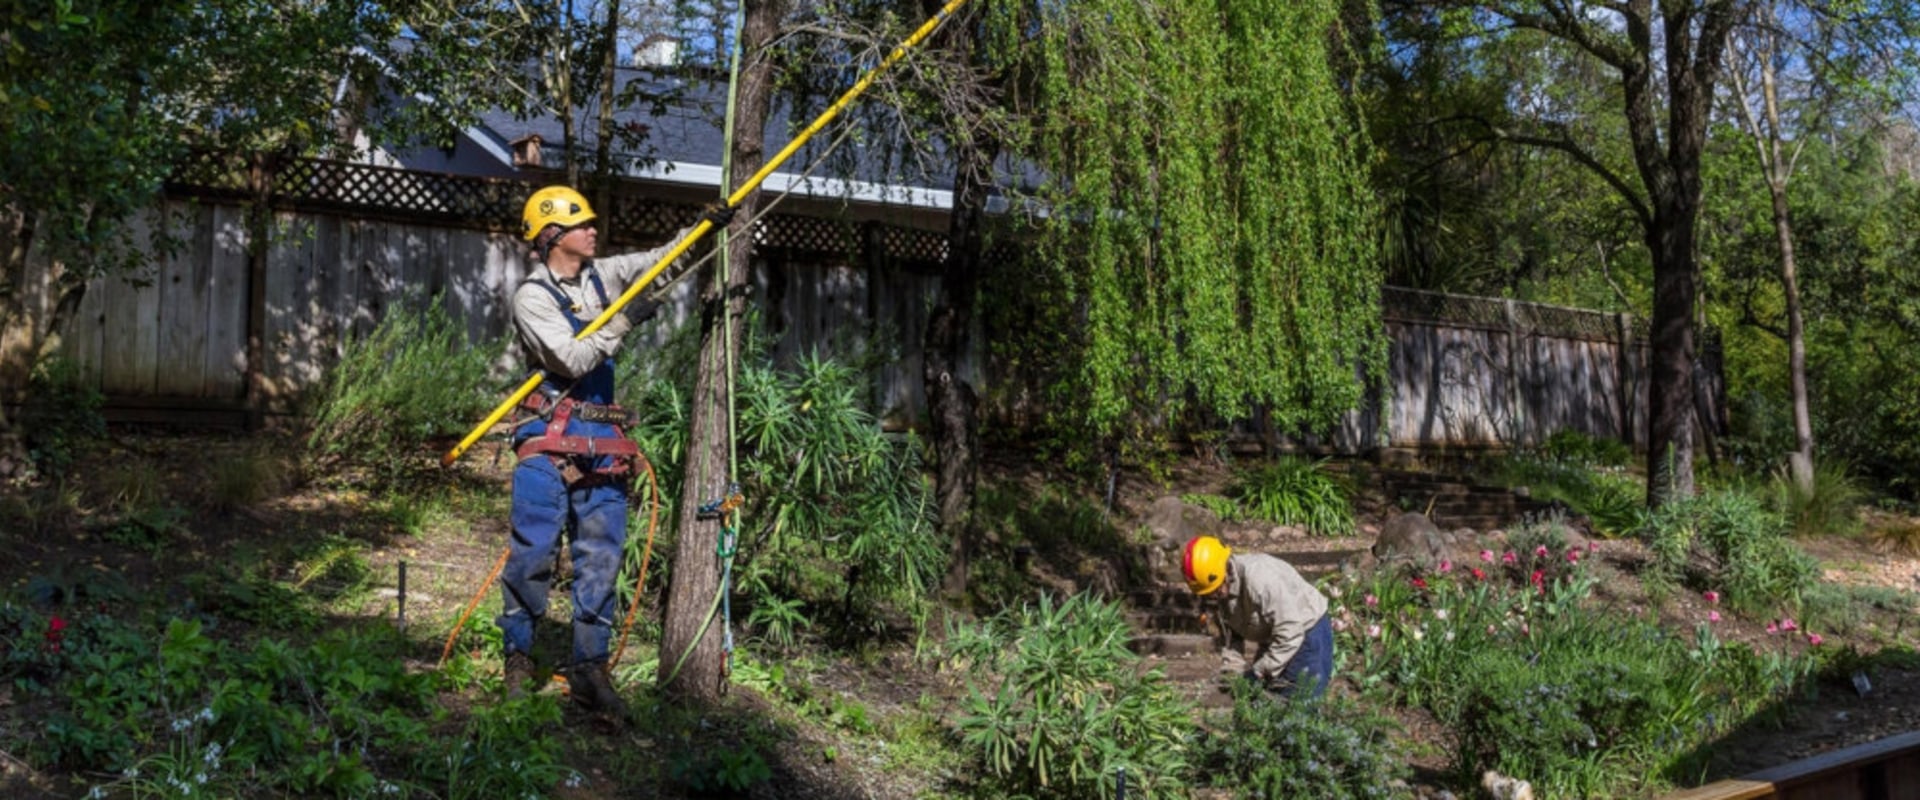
[1126,633,1215,658]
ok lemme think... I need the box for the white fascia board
[627,159,960,211]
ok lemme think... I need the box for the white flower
[1434,608,1449,621]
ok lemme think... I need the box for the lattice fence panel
[1383,287,1508,329]
[1513,302,1618,341]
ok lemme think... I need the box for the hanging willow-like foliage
[989,0,1385,437]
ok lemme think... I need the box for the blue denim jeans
[1276,614,1335,700]
[498,456,628,665]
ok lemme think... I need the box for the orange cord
[440,547,510,668]
[611,453,661,669]
[439,452,662,672]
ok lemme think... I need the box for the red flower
[44,615,66,654]
[1411,577,1429,590]
[1470,567,1486,581]
[1530,569,1546,593]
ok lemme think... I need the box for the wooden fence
[6,155,1718,451]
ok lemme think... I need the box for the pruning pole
[440,0,974,468]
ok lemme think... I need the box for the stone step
[1126,633,1215,658]
[1385,481,1516,497]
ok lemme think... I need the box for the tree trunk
[592,0,623,227]
[0,207,39,415]
[930,143,993,599]
[1645,208,1699,505]
[1770,184,1814,491]
[657,0,783,705]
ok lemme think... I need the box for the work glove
[700,202,737,228]
[622,297,662,327]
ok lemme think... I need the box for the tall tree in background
[1386,0,1746,505]
[1719,0,1920,491]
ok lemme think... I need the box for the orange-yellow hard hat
[1182,535,1232,595]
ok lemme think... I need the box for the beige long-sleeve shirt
[1215,553,1329,679]
[511,232,693,379]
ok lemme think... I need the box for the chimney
[509,134,543,168]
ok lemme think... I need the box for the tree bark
[592,0,623,227]
[657,0,783,705]
[930,141,993,599]
[1771,183,1813,491]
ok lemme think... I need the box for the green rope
[664,2,749,692]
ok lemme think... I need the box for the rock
[1481,770,1534,800]
[1141,496,1223,547]
[1372,512,1448,569]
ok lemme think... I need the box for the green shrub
[1332,550,1813,798]
[1542,429,1632,468]
[1641,488,1819,616]
[1770,459,1865,538]
[16,356,106,477]
[10,607,576,798]
[1232,458,1353,536]
[1491,456,1644,537]
[305,295,507,490]
[1182,492,1240,522]
[1201,685,1410,799]
[948,593,1193,798]
[626,347,944,641]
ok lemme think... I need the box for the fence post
[1615,312,1635,450]
[243,153,272,432]
[1504,298,1525,449]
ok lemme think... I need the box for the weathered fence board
[204,206,250,399]
[4,156,1717,453]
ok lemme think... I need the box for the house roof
[470,65,1029,216]
[470,66,1031,218]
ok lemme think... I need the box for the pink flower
[1530,569,1546,590]
[1366,624,1382,639]
[1364,594,1378,608]
[1766,622,1779,635]
[1502,551,1518,565]
[1534,545,1549,558]
[1808,633,1824,646]
[1520,622,1531,636]
[1781,618,1798,632]
[1332,618,1350,632]
[1708,611,1721,623]
[1566,549,1580,563]
[1703,590,1720,605]
[1480,549,1495,563]
[1439,559,1454,574]
[1587,541,1599,553]
[1486,624,1497,636]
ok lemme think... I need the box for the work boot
[504,651,536,700]
[568,660,629,723]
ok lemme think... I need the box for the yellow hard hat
[521,185,596,241]
[1182,535,1232,595]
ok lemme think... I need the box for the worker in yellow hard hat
[498,185,731,725]
[1182,534,1334,699]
